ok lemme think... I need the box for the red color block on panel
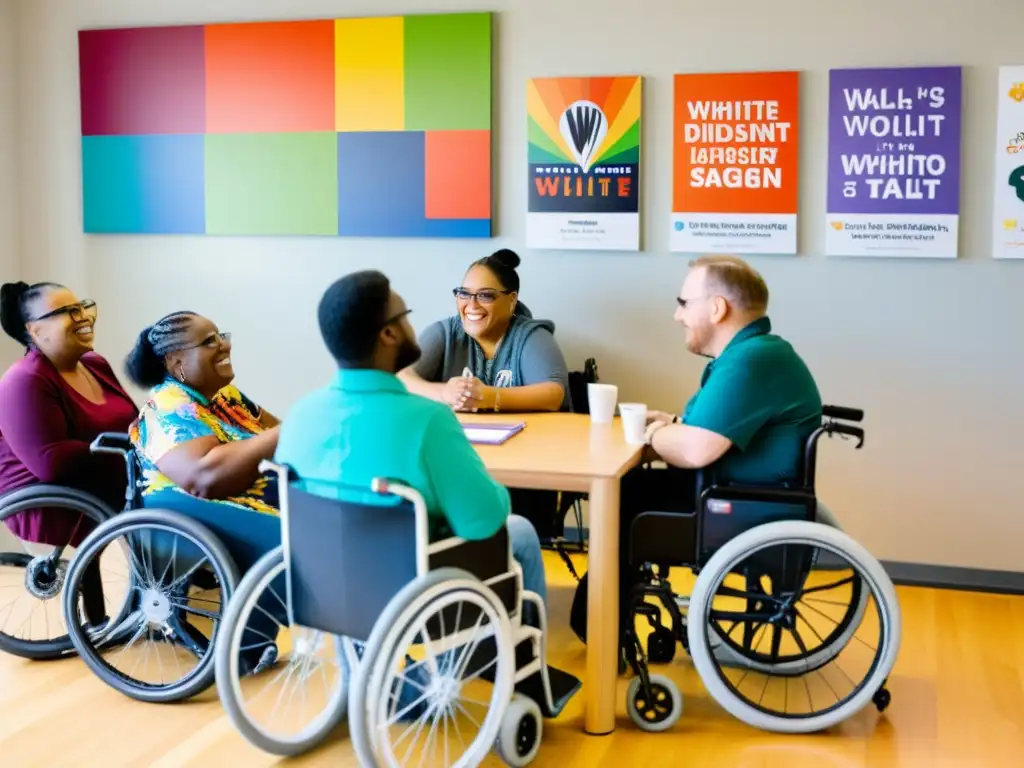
[424,130,491,220]
[204,20,335,134]
[78,26,206,135]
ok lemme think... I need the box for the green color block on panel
[205,133,338,235]
[403,13,491,131]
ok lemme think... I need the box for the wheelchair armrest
[701,483,815,505]
[89,432,132,455]
[826,422,864,448]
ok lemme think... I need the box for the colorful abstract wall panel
[77,13,492,237]
[670,71,799,255]
[526,76,642,251]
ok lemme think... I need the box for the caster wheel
[626,674,683,732]
[647,626,676,664]
[872,687,891,713]
[496,694,542,766]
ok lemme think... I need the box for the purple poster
[825,66,962,258]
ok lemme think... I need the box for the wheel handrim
[367,585,514,768]
[224,556,346,746]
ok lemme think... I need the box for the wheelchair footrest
[463,636,581,718]
[523,665,581,719]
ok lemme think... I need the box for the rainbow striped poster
[77,13,492,238]
[526,76,642,251]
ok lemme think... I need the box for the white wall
[11,0,1024,571]
[0,0,20,370]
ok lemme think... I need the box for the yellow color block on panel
[335,17,404,131]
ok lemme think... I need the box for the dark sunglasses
[453,288,511,304]
[31,299,97,322]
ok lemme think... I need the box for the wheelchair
[0,433,142,661]
[212,461,581,766]
[47,433,283,704]
[621,405,901,734]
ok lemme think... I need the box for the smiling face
[164,315,234,396]
[454,264,516,341]
[23,287,99,361]
[674,266,720,356]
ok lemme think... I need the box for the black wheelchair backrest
[281,481,423,643]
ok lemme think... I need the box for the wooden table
[458,412,644,735]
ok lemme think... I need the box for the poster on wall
[825,66,962,258]
[526,76,642,251]
[670,70,799,255]
[993,66,1024,259]
[77,13,492,238]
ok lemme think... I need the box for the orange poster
[671,71,800,254]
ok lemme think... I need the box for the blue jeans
[344,515,547,720]
[508,513,547,607]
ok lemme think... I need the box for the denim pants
[344,514,547,719]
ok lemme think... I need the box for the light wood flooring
[1,550,1023,767]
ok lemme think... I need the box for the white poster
[993,67,1024,259]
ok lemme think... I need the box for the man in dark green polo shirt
[571,255,822,648]
[644,255,822,486]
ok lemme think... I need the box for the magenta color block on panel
[78,26,206,135]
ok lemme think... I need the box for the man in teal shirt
[274,269,547,604]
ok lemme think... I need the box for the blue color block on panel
[337,131,488,238]
[82,135,205,234]
[337,131,425,237]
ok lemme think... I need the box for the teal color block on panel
[204,133,339,235]
[82,135,206,234]
[403,13,491,131]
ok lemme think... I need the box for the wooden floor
[2,550,1023,767]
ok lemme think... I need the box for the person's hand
[646,410,675,425]
[442,376,485,411]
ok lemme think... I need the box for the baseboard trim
[880,561,1024,596]
[560,526,1024,596]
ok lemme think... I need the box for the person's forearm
[482,383,563,413]
[189,429,279,499]
[650,424,710,469]
[398,369,446,402]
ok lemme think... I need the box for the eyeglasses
[181,331,232,351]
[453,288,511,304]
[31,299,97,322]
[382,309,412,329]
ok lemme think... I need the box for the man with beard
[274,270,547,602]
[571,255,823,648]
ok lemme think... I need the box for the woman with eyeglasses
[0,281,138,546]
[124,311,281,516]
[123,311,284,675]
[399,248,571,413]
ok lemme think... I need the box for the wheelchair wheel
[349,567,516,768]
[687,520,900,734]
[0,486,126,660]
[215,546,347,757]
[62,509,239,703]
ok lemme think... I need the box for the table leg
[584,477,619,735]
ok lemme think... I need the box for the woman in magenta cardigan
[0,281,138,547]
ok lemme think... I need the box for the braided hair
[0,281,64,348]
[124,311,198,388]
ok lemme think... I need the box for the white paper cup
[618,403,648,445]
[587,383,618,424]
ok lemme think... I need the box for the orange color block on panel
[205,20,335,133]
[425,130,491,220]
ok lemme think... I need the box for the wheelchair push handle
[89,432,133,456]
[822,404,863,423]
